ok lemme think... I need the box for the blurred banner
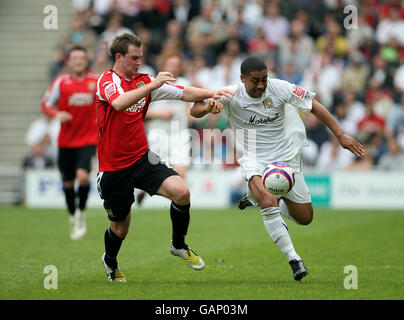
[24,168,232,209]
[24,169,404,209]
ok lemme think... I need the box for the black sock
[170,202,190,249]
[104,227,123,268]
[78,184,90,211]
[64,186,76,215]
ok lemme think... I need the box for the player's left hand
[338,133,365,158]
[212,88,235,99]
[206,99,223,114]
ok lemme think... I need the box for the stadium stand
[2,0,404,205]
[0,0,73,203]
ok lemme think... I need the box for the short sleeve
[269,79,316,112]
[96,72,124,104]
[150,76,184,101]
[41,77,62,116]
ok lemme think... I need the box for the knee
[111,224,129,239]
[173,186,190,206]
[257,192,277,209]
[298,209,313,225]
[77,169,89,184]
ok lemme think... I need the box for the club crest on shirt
[136,81,145,88]
[263,98,273,109]
[88,80,96,91]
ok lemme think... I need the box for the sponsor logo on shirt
[68,93,94,106]
[125,97,146,113]
[292,85,306,99]
[105,83,116,99]
[245,113,279,125]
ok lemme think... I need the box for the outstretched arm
[182,87,234,102]
[311,99,365,158]
[190,99,223,118]
[111,72,176,112]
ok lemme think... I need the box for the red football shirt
[96,70,184,172]
[41,73,98,148]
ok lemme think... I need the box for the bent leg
[248,176,301,261]
[280,198,313,225]
[156,175,191,249]
[156,175,190,205]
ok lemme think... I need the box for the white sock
[261,207,301,261]
[279,198,299,224]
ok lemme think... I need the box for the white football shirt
[218,79,316,164]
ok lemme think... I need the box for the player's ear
[240,74,245,84]
[115,52,122,62]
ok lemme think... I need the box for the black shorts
[96,149,178,222]
[58,145,97,181]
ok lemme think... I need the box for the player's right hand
[206,99,223,114]
[154,72,176,88]
[338,133,365,158]
[56,111,73,123]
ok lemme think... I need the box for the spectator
[247,26,276,57]
[278,61,302,85]
[393,57,404,94]
[341,51,370,96]
[301,50,341,107]
[304,112,330,151]
[52,13,98,77]
[25,114,60,163]
[347,144,374,170]
[386,94,404,138]
[183,55,211,89]
[375,6,404,47]
[369,54,390,89]
[278,18,314,73]
[357,97,386,142]
[22,141,55,170]
[261,1,289,47]
[170,0,200,27]
[316,135,355,171]
[346,12,374,51]
[99,12,133,51]
[315,18,348,58]
[340,90,366,136]
[187,2,227,49]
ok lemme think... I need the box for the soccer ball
[262,162,295,196]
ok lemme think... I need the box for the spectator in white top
[261,1,289,47]
[316,135,356,171]
[393,58,404,94]
[278,19,314,74]
[25,114,60,163]
[99,12,134,48]
[376,6,404,46]
[377,138,404,171]
[346,13,374,51]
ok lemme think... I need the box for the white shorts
[240,151,311,205]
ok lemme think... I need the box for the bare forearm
[112,82,158,111]
[190,101,209,118]
[182,87,215,102]
[311,99,344,138]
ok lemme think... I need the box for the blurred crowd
[25,0,404,172]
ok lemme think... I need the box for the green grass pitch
[0,205,403,300]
